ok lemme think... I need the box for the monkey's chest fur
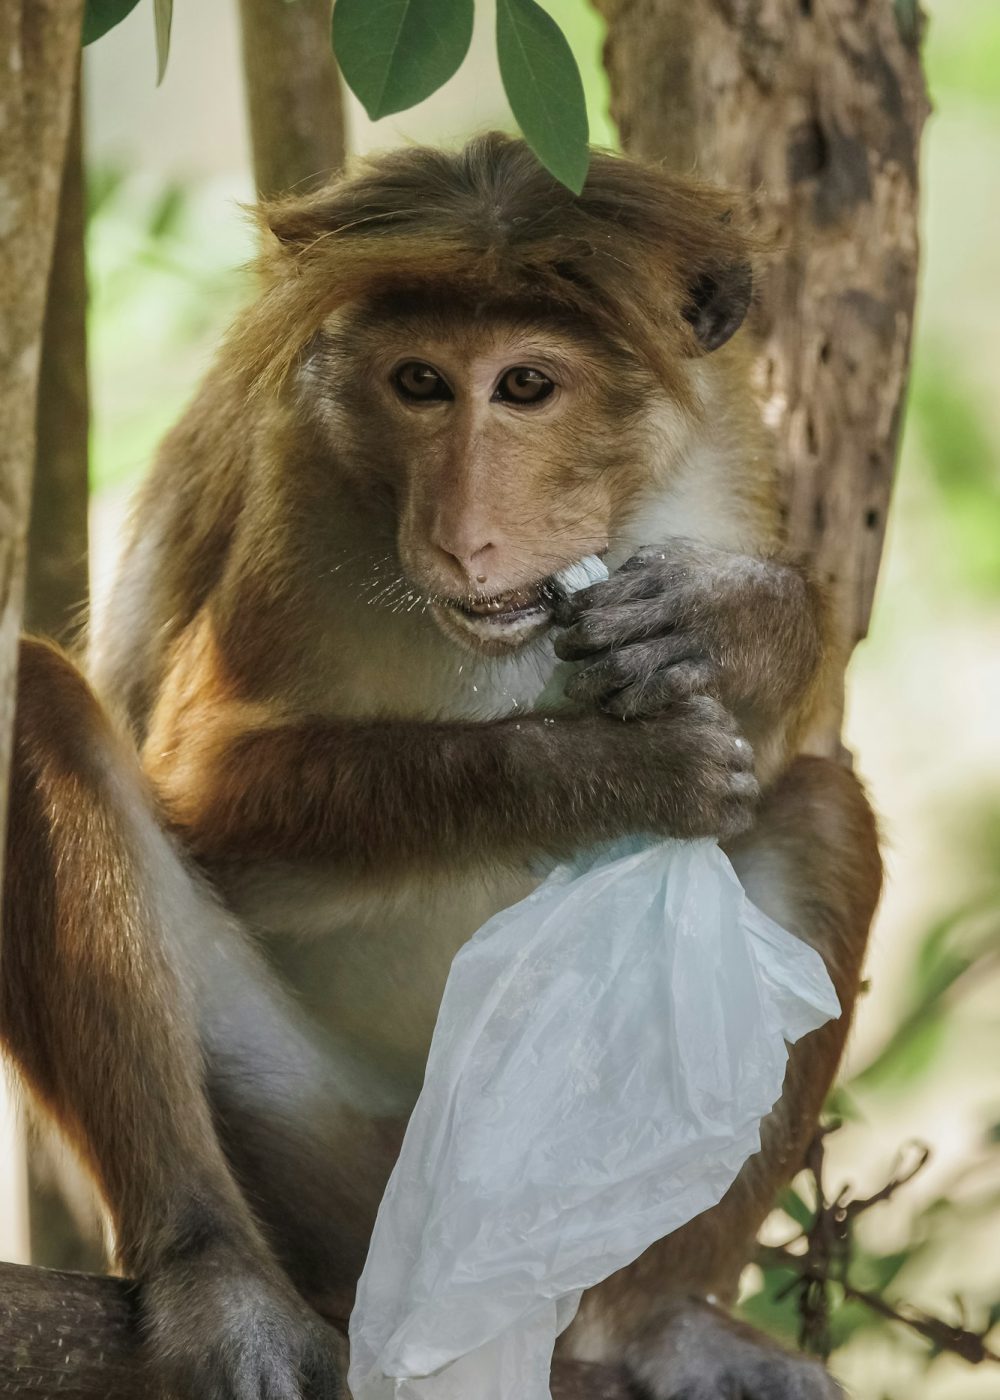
[228,861,538,1104]
[220,629,557,1109]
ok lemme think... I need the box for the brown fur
[3,137,881,1400]
[241,133,758,400]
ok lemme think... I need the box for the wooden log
[0,1261,630,1399]
[0,1264,147,1400]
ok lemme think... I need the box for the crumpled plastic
[348,559,840,1400]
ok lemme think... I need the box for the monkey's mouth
[456,580,556,623]
[437,579,557,648]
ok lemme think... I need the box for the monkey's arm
[554,541,829,781]
[147,698,757,873]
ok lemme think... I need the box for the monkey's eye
[493,367,555,406]
[393,362,452,402]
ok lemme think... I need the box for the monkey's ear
[262,195,340,249]
[682,262,753,354]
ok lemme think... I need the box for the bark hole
[789,119,829,183]
[806,413,819,456]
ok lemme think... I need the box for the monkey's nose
[432,538,499,587]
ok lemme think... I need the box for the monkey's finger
[656,694,756,773]
[717,769,762,838]
[226,1346,301,1400]
[300,1342,344,1400]
[553,544,701,623]
[602,659,721,719]
[563,639,698,704]
[638,694,759,836]
[555,602,690,659]
[553,567,681,626]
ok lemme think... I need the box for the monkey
[2,134,882,1400]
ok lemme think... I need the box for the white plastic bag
[349,841,838,1400]
[348,560,840,1400]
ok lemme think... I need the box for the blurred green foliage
[741,891,1000,1378]
[924,0,1000,106]
[907,358,1000,597]
[536,0,615,150]
[87,170,253,492]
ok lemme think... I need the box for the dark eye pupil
[395,362,447,400]
[498,367,553,404]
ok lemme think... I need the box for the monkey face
[302,301,668,655]
[253,139,756,656]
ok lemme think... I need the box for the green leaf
[86,163,128,221]
[851,1007,948,1093]
[776,1186,815,1233]
[148,182,186,241]
[824,1084,865,1123]
[83,0,143,46]
[496,0,589,194]
[827,1293,882,1350]
[332,0,474,121]
[739,1267,802,1345]
[153,0,172,85]
[850,1246,913,1294]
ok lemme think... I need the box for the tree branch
[756,1131,1000,1367]
[0,1262,632,1400]
[237,0,346,198]
[25,70,89,650]
[0,0,85,853]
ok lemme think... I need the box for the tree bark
[596,0,930,752]
[19,69,101,1277]
[237,0,347,198]
[0,0,85,865]
[24,74,90,650]
[0,1260,630,1400]
[0,0,88,1316]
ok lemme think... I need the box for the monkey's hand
[143,1237,344,1400]
[554,540,823,736]
[626,1298,843,1400]
[579,696,760,840]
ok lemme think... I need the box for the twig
[756,1128,1000,1366]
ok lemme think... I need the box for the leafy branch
[82,0,591,192]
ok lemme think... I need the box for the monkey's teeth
[462,586,547,619]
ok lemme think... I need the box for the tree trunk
[0,0,85,864]
[20,68,103,1278]
[24,74,90,650]
[0,0,90,1310]
[596,0,930,752]
[237,0,347,198]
